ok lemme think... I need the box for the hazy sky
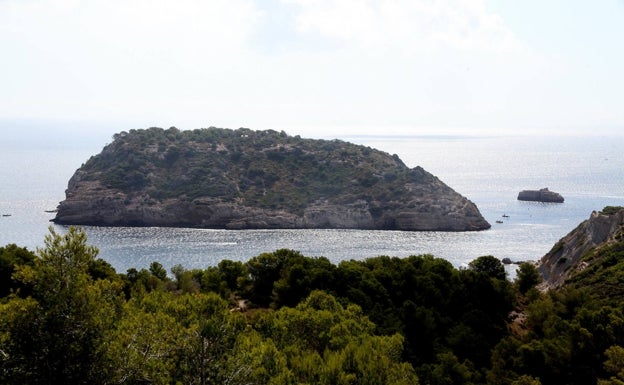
[1,0,623,138]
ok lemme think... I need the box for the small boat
[502,214,509,218]
[496,220,503,224]
[2,214,11,217]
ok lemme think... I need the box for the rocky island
[517,187,564,203]
[53,127,490,231]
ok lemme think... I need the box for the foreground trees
[2,227,624,384]
[0,227,123,384]
[0,229,420,384]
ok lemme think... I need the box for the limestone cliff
[538,206,624,289]
[53,127,490,231]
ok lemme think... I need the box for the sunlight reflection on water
[2,134,623,276]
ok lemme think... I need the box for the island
[53,127,491,231]
[517,187,564,203]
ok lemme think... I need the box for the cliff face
[54,127,490,231]
[538,206,624,289]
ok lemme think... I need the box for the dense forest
[2,225,624,384]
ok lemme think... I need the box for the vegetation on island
[80,126,414,213]
[2,220,624,384]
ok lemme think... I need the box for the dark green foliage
[490,287,624,385]
[239,251,514,375]
[242,249,309,307]
[0,227,124,385]
[567,240,624,301]
[0,244,36,296]
[253,290,420,385]
[149,261,167,280]
[217,259,247,292]
[469,255,507,280]
[272,254,336,308]
[123,266,167,295]
[88,258,118,281]
[601,206,624,215]
[516,262,541,294]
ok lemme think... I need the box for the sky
[1,0,623,141]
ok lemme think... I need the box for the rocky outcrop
[517,188,564,203]
[518,188,563,203]
[537,206,624,289]
[53,127,490,231]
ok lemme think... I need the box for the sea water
[1,132,623,276]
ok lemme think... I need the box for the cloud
[2,0,262,55]
[0,0,264,119]
[0,0,531,133]
[283,0,524,54]
[1,0,621,136]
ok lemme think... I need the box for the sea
[1,131,623,278]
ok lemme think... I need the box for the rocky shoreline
[53,175,490,231]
